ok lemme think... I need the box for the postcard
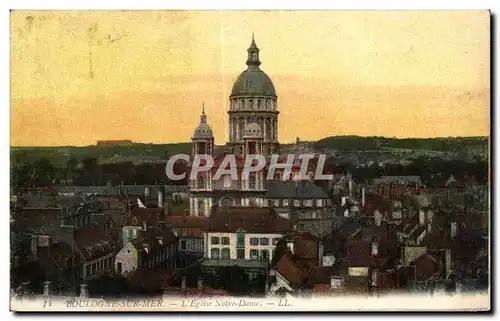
[10,10,490,312]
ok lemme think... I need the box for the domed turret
[192,105,213,139]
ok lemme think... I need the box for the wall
[205,232,283,262]
[122,226,142,246]
[115,242,139,276]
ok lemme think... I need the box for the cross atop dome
[246,33,261,67]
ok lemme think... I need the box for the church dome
[192,105,213,139]
[230,35,276,98]
[193,123,213,139]
[244,122,263,138]
[230,68,276,97]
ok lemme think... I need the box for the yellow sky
[10,11,490,146]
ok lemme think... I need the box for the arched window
[211,248,220,259]
[221,248,230,259]
[221,197,231,208]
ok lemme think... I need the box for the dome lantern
[246,33,261,68]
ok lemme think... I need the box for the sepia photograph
[9,9,491,312]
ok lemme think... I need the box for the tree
[32,158,55,187]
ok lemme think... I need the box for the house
[265,180,333,237]
[74,227,116,281]
[202,206,293,280]
[114,228,177,276]
[165,216,208,267]
[122,207,166,245]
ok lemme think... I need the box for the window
[250,249,259,259]
[237,249,245,259]
[211,237,220,245]
[181,240,187,250]
[273,199,280,207]
[200,240,204,250]
[311,211,317,219]
[223,175,231,188]
[127,229,133,239]
[221,248,230,259]
[282,199,289,207]
[86,265,91,276]
[197,176,205,189]
[132,229,138,239]
[260,238,269,246]
[221,237,230,245]
[294,200,301,207]
[116,262,122,274]
[249,173,256,189]
[189,240,196,251]
[198,199,205,216]
[211,248,220,259]
[317,199,323,207]
[250,238,259,246]
[237,235,245,247]
[304,199,313,207]
[261,250,269,261]
[100,259,104,270]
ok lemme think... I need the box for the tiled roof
[166,216,209,238]
[274,251,312,289]
[126,207,166,226]
[265,180,328,199]
[411,253,439,281]
[49,241,76,271]
[346,240,371,267]
[373,176,422,186]
[130,229,178,255]
[208,206,292,234]
[73,227,115,261]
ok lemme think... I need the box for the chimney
[21,281,30,296]
[181,276,187,291]
[372,269,378,288]
[144,185,150,198]
[287,241,294,254]
[43,281,51,296]
[158,189,163,208]
[361,187,366,207]
[197,277,203,290]
[80,283,88,298]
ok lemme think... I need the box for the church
[187,35,332,232]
